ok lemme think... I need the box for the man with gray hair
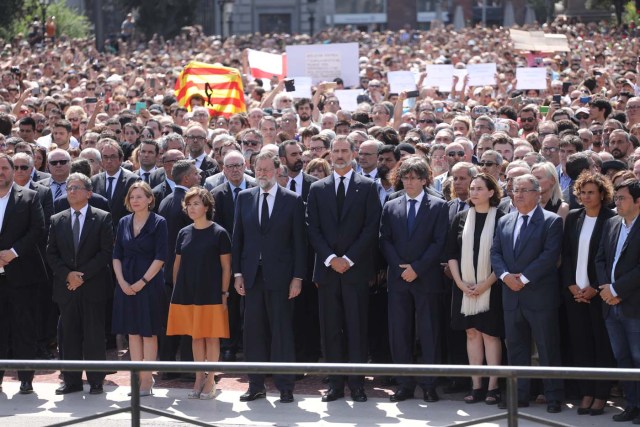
[491,174,564,413]
[79,148,102,177]
[479,150,503,183]
[41,148,72,203]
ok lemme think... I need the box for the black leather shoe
[321,388,345,402]
[390,388,414,402]
[351,387,367,402]
[547,400,562,413]
[221,349,236,362]
[89,384,103,395]
[577,407,591,415]
[423,388,439,402]
[19,381,33,394]
[498,400,529,409]
[614,407,639,422]
[239,389,266,402]
[55,383,83,395]
[280,390,294,403]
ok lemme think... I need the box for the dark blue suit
[307,172,381,391]
[491,205,564,401]
[232,185,306,393]
[379,192,448,391]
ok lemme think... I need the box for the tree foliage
[117,0,200,40]
[0,0,90,40]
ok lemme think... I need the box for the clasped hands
[458,281,489,297]
[119,279,146,295]
[503,273,525,292]
[66,271,84,291]
[568,284,598,304]
[598,284,621,306]
[330,257,351,274]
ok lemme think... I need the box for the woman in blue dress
[112,182,168,396]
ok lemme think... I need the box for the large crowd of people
[1,13,640,423]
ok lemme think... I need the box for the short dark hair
[183,187,215,220]
[70,158,92,178]
[589,97,612,118]
[19,117,36,131]
[615,178,640,203]
[467,173,502,207]
[379,144,401,161]
[294,98,313,112]
[172,159,195,185]
[140,139,160,154]
[54,119,72,133]
[396,156,431,186]
[565,152,591,180]
[278,140,302,158]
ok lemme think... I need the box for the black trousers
[58,295,106,386]
[318,277,369,391]
[293,279,321,363]
[0,278,37,382]
[244,267,295,393]
[221,277,243,354]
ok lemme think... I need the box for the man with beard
[278,140,320,366]
[376,145,400,204]
[518,105,539,138]
[232,152,306,403]
[295,98,314,128]
[609,129,633,163]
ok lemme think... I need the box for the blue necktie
[106,176,115,201]
[407,199,417,234]
[514,215,529,255]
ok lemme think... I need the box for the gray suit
[203,171,256,191]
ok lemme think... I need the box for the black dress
[446,209,504,337]
[167,223,230,339]
[112,212,168,337]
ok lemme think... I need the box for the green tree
[117,0,199,39]
[0,0,90,40]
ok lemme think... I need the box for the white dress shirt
[325,170,356,267]
[258,184,277,225]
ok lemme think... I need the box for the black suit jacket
[385,187,443,204]
[158,186,190,283]
[32,170,51,182]
[379,193,449,293]
[152,180,173,212]
[211,180,256,235]
[232,185,306,290]
[595,215,640,318]
[447,198,469,225]
[91,168,140,232]
[498,196,515,215]
[150,168,166,187]
[46,205,114,304]
[53,193,110,214]
[28,181,53,230]
[306,173,381,285]
[300,172,318,201]
[0,184,47,287]
[562,207,615,289]
[198,155,219,184]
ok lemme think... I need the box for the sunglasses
[576,114,589,119]
[242,140,261,146]
[447,151,465,157]
[478,161,495,167]
[520,117,536,123]
[418,119,436,124]
[49,159,69,166]
[14,165,29,171]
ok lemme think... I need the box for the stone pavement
[0,377,627,426]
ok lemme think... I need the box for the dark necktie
[260,193,269,232]
[458,201,466,212]
[233,187,241,203]
[365,174,371,179]
[106,176,115,201]
[514,215,529,254]
[143,172,150,184]
[72,210,81,253]
[336,176,346,217]
[54,182,63,200]
[289,179,296,193]
[407,199,417,234]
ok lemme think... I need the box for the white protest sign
[452,69,468,91]
[286,43,359,87]
[467,63,497,87]
[516,67,547,90]
[286,76,312,99]
[423,65,454,92]
[387,71,418,94]
[334,89,361,112]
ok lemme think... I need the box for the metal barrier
[1,360,639,427]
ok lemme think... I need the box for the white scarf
[460,207,497,316]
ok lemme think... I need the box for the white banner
[286,43,360,87]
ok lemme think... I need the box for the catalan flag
[174,62,246,117]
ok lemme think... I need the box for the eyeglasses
[418,119,435,124]
[478,161,496,167]
[282,119,295,123]
[192,112,209,118]
[310,146,326,152]
[520,117,536,123]
[242,140,261,147]
[613,196,628,202]
[447,151,465,157]
[67,185,87,192]
[513,188,538,194]
[186,135,206,141]
[224,163,244,170]
[49,159,69,166]
[542,147,558,153]
[102,155,120,161]
[13,165,29,171]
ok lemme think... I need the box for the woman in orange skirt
[167,187,230,400]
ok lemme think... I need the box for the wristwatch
[141,277,149,284]
[222,291,229,297]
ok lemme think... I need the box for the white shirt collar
[333,169,354,182]
[106,168,122,180]
[261,184,278,198]
[72,203,89,216]
[405,190,425,204]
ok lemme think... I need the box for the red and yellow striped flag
[174,61,246,117]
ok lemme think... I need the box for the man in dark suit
[156,159,201,379]
[279,140,321,366]
[39,149,71,203]
[91,139,140,232]
[307,135,381,403]
[491,174,564,413]
[133,139,159,185]
[184,124,219,183]
[379,156,449,403]
[596,178,640,423]
[232,152,306,403]
[32,169,51,182]
[53,159,110,213]
[152,149,185,211]
[46,173,114,395]
[0,153,46,394]
[211,150,256,362]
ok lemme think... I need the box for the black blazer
[150,168,166,187]
[204,172,256,191]
[32,170,51,182]
[0,184,47,287]
[306,173,381,285]
[300,172,318,201]
[379,193,449,293]
[53,193,110,214]
[152,180,173,212]
[211,180,256,235]
[46,205,114,304]
[447,198,469,225]
[28,181,53,230]
[385,187,444,204]
[157,186,190,283]
[561,207,615,289]
[91,168,140,232]
[232,185,306,291]
[595,215,640,318]
[198,155,220,184]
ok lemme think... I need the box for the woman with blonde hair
[531,162,570,220]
